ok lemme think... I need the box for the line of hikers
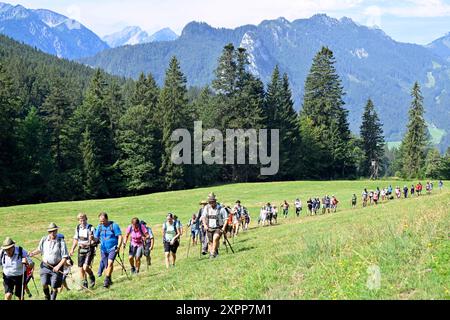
[356,180,442,208]
[0,192,243,300]
[1,180,445,301]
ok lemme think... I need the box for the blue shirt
[94,222,122,253]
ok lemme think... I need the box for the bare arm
[69,239,78,256]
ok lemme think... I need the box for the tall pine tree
[117,72,161,194]
[301,47,354,178]
[401,82,428,178]
[159,57,191,190]
[265,67,300,179]
[359,98,385,177]
[78,69,117,198]
[0,62,20,204]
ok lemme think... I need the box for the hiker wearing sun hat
[29,222,69,300]
[1,237,32,300]
[201,193,229,259]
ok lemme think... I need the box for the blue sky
[5,0,450,44]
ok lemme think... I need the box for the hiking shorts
[78,247,95,268]
[40,263,63,289]
[3,274,24,298]
[143,239,152,257]
[163,240,179,254]
[101,249,117,263]
[129,245,144,258]
[207,228,223,243]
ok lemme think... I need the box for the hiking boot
[28,292,32,298]
[82,280,88,289]
[131,266,136,274]
[89,275,96,288]
[103,276,111,289]
[202,251,207,255]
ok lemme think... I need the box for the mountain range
[80,15,450,151]
[0,2,108,59]
[0,1,449,151]
[102,26,178,48]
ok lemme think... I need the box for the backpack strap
[18,246,23,260]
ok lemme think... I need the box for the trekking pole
[21,263,25,300]
[32,256,95,294]
[186,226,191,259]
[116,252,130,280]
[31,275,39,297]
[223,233,235,254]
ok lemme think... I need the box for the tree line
[1,38,449,206]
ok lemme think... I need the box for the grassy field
[0,180,449,300]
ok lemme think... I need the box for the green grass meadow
[0,180,448,300]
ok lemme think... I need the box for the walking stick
[116,252,130,280]
[223,234,235,254]
[186,226,191,259]
[31,275,39,297]
[32,256,95,294]
[121,246,125,276]
[21,263,25,300]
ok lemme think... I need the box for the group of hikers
[0,192,248,300]
[354,180,443,208]
[257,198,314,225]
[0,180,445,301]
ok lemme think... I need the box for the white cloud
[363,5,383,27]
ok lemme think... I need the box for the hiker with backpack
[243,207,251,231]
[124,217,149,274]
[1,237,33,300]
[69,213,96,289]
[197,200,209,256]
[187,214,200,246]
[281,200,289,218]
[295,198,302,217]
[307,198,313,215]
[351,194,357,208]
[201,193,229,259]
[362,189,368,207]
[141,221,154,267]
[233,200,244,235]
[29,223,69,300]
[93,213,123,288]
[162,213,181,268]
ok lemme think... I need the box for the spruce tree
[159,57,191,190]
[0,63,20,204]
[117,72,161,194]
[212,43,236,97]
[78,69,117,197]
[360,98,385,177]
[16,107,54,202]
[401,82,428,178]
[301,47,354,178]
[265,68,300,179]
[41,80,73,171]
[424,148,442,179]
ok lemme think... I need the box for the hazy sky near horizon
[5,0,450,44]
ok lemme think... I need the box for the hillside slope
[1,180,448,300]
